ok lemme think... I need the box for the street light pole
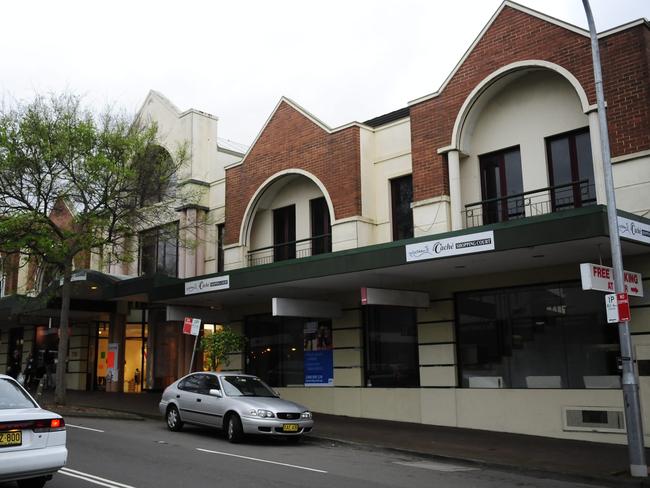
[581,0,647,477]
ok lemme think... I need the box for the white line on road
[196,447,328,474]
[67,424,105,433]
[60,468,136,488]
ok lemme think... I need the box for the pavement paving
[37,389,650,487]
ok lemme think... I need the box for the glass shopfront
[457,282,620,389]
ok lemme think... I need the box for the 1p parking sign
[605,294,619,323]
[605,292,632,324]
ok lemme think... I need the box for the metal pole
[188,333,200,375]
[582,0,647,477]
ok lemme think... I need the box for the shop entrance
[95,322,110,390]
[123,323,148,393]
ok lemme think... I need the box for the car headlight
[250,409,275,418]
[301,411,312,420]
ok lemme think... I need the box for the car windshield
[221,376,278,397]
[0,378,36,409]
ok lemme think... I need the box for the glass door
[480,147,524,224]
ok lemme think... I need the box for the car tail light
[33,418,65,433]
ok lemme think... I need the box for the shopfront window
[95,322,110,390]
[457,283,620,389]
[364,305,420,387]
[245,315,332,387]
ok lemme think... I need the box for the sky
[1,0,648,147]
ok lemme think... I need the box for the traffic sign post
[183,317,202,374]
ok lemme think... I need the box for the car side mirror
[273,389,281,397]
[209,389,222,398]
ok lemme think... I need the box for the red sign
[182,317,193,335]
[617,293,631,322]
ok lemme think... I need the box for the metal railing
[247,234,332,267]
[463,180,596,228]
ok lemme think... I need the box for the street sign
[580,263,644,297]
[183,317,202,336]
[605,293,632,323]
[617,292,631,322]
[605,294,619,323]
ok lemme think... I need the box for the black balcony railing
[463,180,596,228]
[247,233,332,267]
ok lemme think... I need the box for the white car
[160,372,314,443]
[0,374,67,488]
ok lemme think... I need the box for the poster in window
[106,343,119,383]
[304,321,333,387]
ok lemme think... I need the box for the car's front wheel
[17,477,48,488]
[166,405,183,432]
[225,413,243,443]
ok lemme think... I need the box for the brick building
[1,1,650,444]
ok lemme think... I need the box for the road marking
[394,461,480,472]
[67,424,105,433]
[196,447,328,473]
[60,467,136,488]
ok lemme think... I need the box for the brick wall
[410,5,650,202]
[225,101,361,245]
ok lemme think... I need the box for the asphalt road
[2,417,602,488]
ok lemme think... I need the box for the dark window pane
[245,315,308,387]
[391,175,413,241]
[139,223,178,277]
[217,224,225,273]
[273,205,296,262]
[457,282,620,389]
[547,129,594,209]
[364,306,419,387]
[575,131,596,204]
[479,147,522,224]
[310,197,331,255]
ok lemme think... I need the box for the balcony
[463,180,596,229]
[248,234,332,267]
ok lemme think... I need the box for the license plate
[282,423,299,432]
[0,430,22,447]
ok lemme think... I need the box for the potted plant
[201,327,246,371]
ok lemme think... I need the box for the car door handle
[176,395,180,398]
[196,398,202,402]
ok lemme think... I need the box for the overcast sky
[1,0,647,146]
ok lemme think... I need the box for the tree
[201,327,246,371]
[0,93,187,404]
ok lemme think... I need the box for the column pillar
[448,150,463,231]
[588,110,607,205]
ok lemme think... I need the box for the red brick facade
[225,101,361,245]
[410,5,650,202]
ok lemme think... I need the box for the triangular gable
[409,0,591,105]
[230,97,369,170]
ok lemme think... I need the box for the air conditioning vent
[563,407,625,433]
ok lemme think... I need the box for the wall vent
[563,407,625,433]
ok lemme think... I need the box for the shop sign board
[618,216,650,245]
[405,231,494,263]
[185,275,230,295]
[182,317,202,336]
[580,263,643,297]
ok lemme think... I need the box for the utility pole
[582,0,647,477]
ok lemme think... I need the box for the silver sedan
[159,372,314,443]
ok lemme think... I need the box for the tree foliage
[201,327,246,371]
[0,93,187,403]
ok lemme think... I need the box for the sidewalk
[41,390,650,487]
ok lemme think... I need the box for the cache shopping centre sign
[405,231,495,263]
